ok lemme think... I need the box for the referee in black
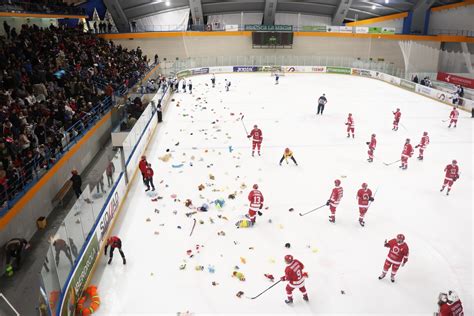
[317,93,327,115]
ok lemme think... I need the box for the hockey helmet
[141,155,146,160]
[334,179,341,186]
[447,290,459,303]
[396,108,400,111]
[285,148,290,153]
[348,113,352,116]
[371,134,376,138]
[284,254,294,263]
[406,138,410,143]
[361,182,368,189]
[254,124,258,128]
[452,159,457,165]
[423,131,428,136]
[253,184,259,190]
[396,234,405,243]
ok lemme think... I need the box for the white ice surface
[91,73,473,315]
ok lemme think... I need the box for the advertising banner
[351,68,372,77]
[381,27,396,34]
[374,72,401,85]
[301,25,327,32]
[355,27,369,34]
[368,27,382,34]
[225,24,239,32]
[191,68,209,75]
[311,66,326,73]
[339,26,353,33]
[244,24,292,31]
[437,72,474,89]
[233,66,258,72]
[400,79,416,91]
[326,26,340,33]
[326,66,351,74]
[176,70,191,78]
[209,66,233,73]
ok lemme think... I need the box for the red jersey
[145,167,154,179]
[450,109,459,120]
[249,128,263,143]
[440,300,464,316]
[248,189,264,209]
[368,137,376,150]
[139,159,147,174]
[419,135,430,149]
[385,238,409,265]
[357,188,372,207]
[402,143,414,157]
[107,236,122,248]
[393,111,401,122]
[346,116,354,128]
[284,259,305,287]
[329,186,343,206]
[444,164,459,180]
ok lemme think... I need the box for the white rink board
[91,73,473,315]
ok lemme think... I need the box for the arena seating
[0,23,149,210]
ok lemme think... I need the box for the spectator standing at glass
[106,160,115,187]
[70,169,82,198]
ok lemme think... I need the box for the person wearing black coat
[70,169,82,197]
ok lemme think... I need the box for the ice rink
[91,73,473,315]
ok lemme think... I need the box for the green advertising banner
[301,25,327,32]
[326,67,351,74]
[368,27,382,34]
[244,24,293,31]
[61,234,100,316]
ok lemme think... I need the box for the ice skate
[303,295,309,301]
[391,276,395,283]
[108,258,112,264]
[367,158,373,163]
[359,219,365,227]
[285,298,293,304]
[145,188,150,192]
[446,190,450,196]
[329,216,335,223]
[378,273,386,280]
[123,257,126,265]
[440,187,444,192]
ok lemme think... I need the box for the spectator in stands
[70,169,82,198]
[53,238,73,266]
[106,159,115,187]
[412,74,419,84]
[154,54,159,65]
[4,238,30,270]
[157,99,163,123]
[3,21,10,39]
[93,21,98,33]
[107,22,112,33]
[131,21,137,32]
[456,85,464,98]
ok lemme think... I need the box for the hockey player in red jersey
[280,255,308,304]
[357,183,374,227]
[366,134,376,162]
[326,179,343,223]
[415,132,430,160]
[247,125,263,157]
[437,290,464,316]
[378,234,409,283]
[448,106,459,128]
[440,160,459,195]
[105,236,126,265]
[247,184,264,224]
[392,108,401,131]
[400,138,414,169]
[345,113,355,138]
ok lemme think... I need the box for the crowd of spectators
[0,0,85,16]
[0,22,149,207]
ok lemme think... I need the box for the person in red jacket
[139,155,148,185]
[379,234,409,283]
[247,184,264,225]
[280,255,308,304]
[105,236,126,265]
[144,163,155,192]
[345,113,355,138]
[392,108,401,131]
[448,106,459,128]
[326,179,343,223]
[366,134,376,163]
[247,124,263,157]
[440,160,459,195]
[437,290,464,316]
[400,138,414,170]
[415,131,430,160]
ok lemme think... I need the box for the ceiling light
[385,0,389,3]
[371,4,376,9]
[165,1,170,6]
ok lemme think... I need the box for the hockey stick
[299,204,326,216]
[247,279,282,299]
[240,115,249,136]
[383,159,401,166]
[399,123,408,131]
[189,218,197,236]
[366,187,379,211]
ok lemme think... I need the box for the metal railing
[429,28,474,37]
[0,0,85,16]
[0,64,157,216]
[161,55,404,78]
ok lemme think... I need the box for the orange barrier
[76,286,101,316]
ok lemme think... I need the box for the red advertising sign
[437,72,474,89]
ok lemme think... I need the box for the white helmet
[447,290,459,303]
